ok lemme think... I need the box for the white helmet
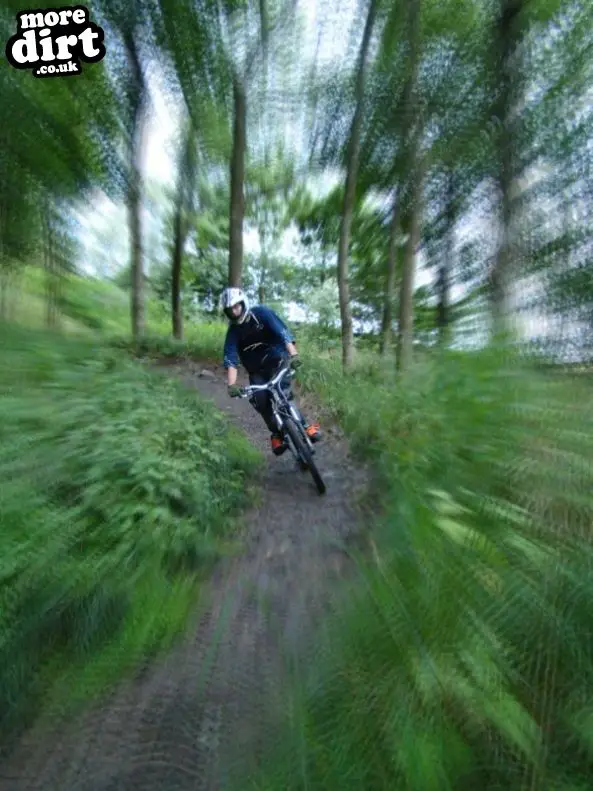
[221,286,250,324]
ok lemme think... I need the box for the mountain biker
[221,286,321,456]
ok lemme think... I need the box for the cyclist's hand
[228,384,242,398]
[290,355,302,371]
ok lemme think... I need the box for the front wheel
[284,418,326,496]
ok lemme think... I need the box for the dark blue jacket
[223,305,295,375]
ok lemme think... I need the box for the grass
[110,321,226,365]
[0,322,263,743]
[246,341,593,790]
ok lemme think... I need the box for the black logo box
[6,5,106,77]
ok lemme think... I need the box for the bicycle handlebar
[237,364,295,399]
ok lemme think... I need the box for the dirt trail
[0,362,367,791]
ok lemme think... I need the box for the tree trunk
[380,192,400,355]
[171,192,184,340]
[436,263,448,342]
[124,32,147,343]
[336,0,379,370]
[396,155,424,373]
[228,78,246,288]
[381,0,421,357]
[128,160,144,341]
[437,169,455,344]
[258,235,267,305]
[44,207,59,330]
[171,121,197,340]
[491,0,522,337]
[0,268,7,321]
[320,252,327,286]
[0,201,7,322]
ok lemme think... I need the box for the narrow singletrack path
[0,361,368,791]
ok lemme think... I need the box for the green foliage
[0,325,261,739]
[111,319,227,363]
[253,344,593,790]
[58,273,131,333]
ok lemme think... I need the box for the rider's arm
[223,328,240,383]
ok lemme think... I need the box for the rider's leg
[248,371,288,455]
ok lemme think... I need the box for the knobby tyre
[284,417,326,496]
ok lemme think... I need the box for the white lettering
[45,11,59,26]
[39,29,54,61]
[55,34,78,60]
[19,12,44,29]
[11,30,38,63]
[58,10,73,25]
[79,27,100,58]
[72,8,86,24]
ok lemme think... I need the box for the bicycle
[236,363,326,496]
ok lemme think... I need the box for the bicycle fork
[272,399,314,453]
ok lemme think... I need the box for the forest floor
[0,360,370,791]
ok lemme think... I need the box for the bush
[0,324,262,740]
[252,343,593,790]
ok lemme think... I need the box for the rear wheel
[284,418,326,495]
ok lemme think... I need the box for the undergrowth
[0,323,262,742]
[110,321,226,365]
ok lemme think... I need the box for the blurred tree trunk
[125,31,147,342]
[227,0,276,289]
[395,0,424,373]
[490,0,523,336]
[396,153,425,373]
[320,252,327,286]
[0,202,7,322]
[336,0,379,370]
[379,192,400,355]
[228,79,246,288]
[380,0,421,356]
[171,119,197,340]
[258,230,267,304]
[437,169,456,344]
[0,269,7,321]
[43,207,59,330]
[171,197,184,340]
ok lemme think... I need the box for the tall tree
[336,0,380,369]
[228,78,247,287]
[123,29,148,341]
[395,0,424,372]
[436,168,457,344]
[490,0,524,337]
[379,191,401,355]
[171,118,198,339]
[396,150,425,372]
[378,0,422,355]
[225,0,271,287]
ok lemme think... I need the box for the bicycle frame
[238,364,314,453]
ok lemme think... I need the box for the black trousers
[248,364,305,434]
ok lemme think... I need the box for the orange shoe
[271,433,288,456]
[304,423,321,443]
